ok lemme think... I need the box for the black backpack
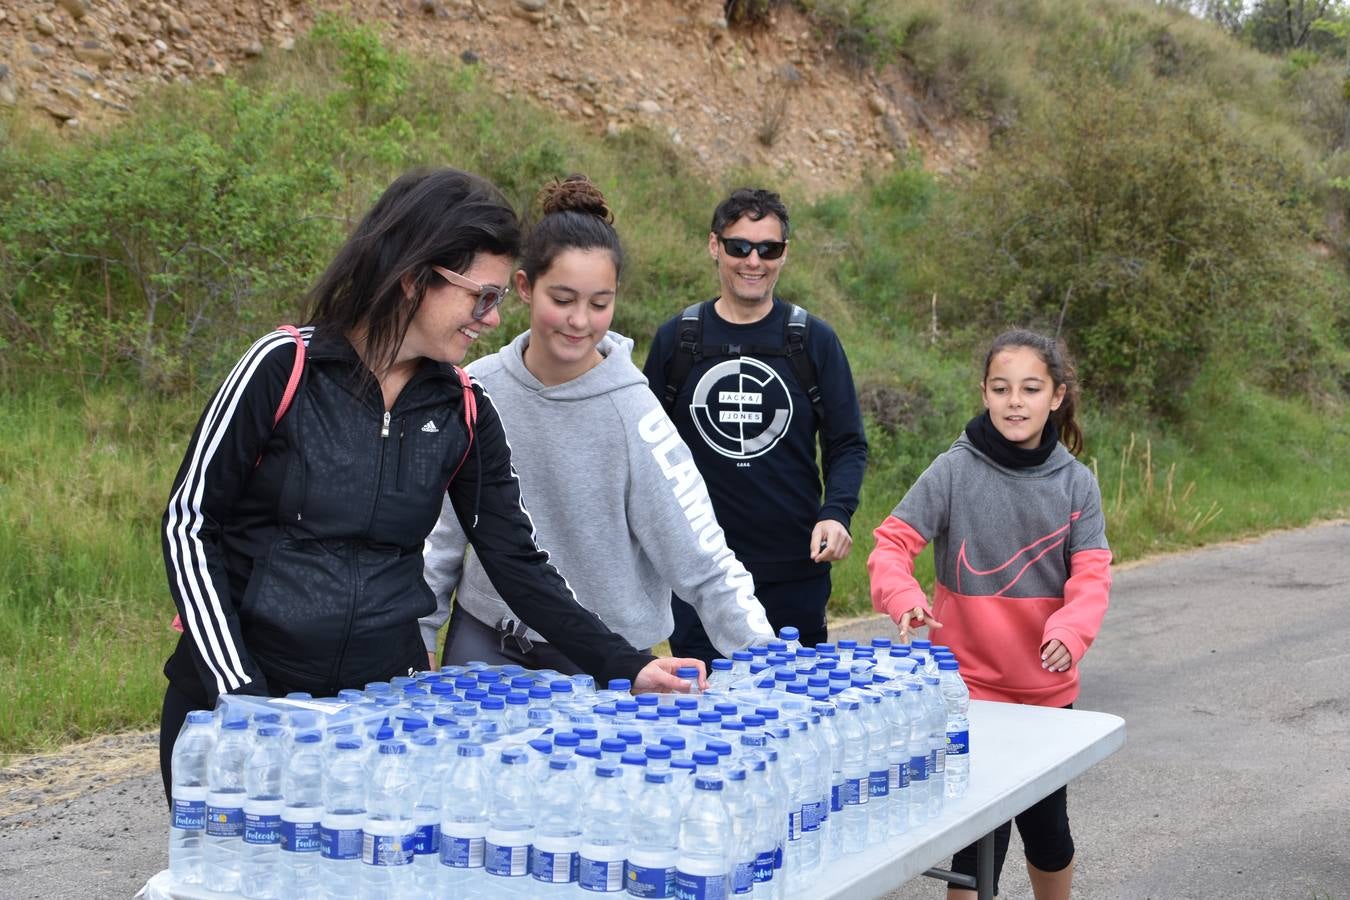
[659,300,825,420]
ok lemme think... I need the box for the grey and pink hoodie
[868,433,1112,707]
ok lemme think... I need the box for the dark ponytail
[983,329,1084,456]
[519,174,624,285]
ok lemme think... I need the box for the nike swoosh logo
[956,511,1081,596]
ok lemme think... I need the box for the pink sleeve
[868,516,932,623]
[1042,548,1112,663]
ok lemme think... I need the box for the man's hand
[634,657,708,693]
[1040,639,1073,673]
[897,605,943,642]
[810,519,853,563]
[427,651,438,672]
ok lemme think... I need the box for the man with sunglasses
[643,187,869,662]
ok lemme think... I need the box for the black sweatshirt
[643,298,869,582]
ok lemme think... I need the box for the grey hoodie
[420,330,772,656]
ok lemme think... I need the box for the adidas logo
[420,420,439,434]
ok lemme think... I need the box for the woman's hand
[634,657,707,693]
[1040,639,1073,673]
[427,651,438,672]
[897,605,942,642]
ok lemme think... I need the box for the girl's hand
[897,606,942,642]
[635,657,708,693]
[427,651,438,672]
[1041,639,1073,673]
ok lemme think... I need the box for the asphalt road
[1,521,1346,899]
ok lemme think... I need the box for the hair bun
[538,174,613,223]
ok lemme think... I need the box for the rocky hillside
[0,0,983,193]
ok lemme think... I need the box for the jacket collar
[304,325,460,384]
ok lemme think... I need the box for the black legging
[159,680,208,807]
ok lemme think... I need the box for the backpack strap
[783,304,825,421]
[661,302,706,412]
[448,366,477,485]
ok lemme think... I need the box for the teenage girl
[420,175,773,671]
[867,329,1112,900]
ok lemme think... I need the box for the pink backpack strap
[448,366,477,485]
[173,326,307,635]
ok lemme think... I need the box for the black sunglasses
[719,236,788,260]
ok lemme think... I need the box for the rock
[460,49,480,65]
[72,67,96,84]
[868,93,887,115]
[57,0,89,21]
[153,39,168,52]
[31,43,57,59]
[167,10,191,38]
[821,128,843,142]
[637,99,660,115]
[113,29,139,46]
[35,95,78,120]
[605,120,621,138]
[0,64,9,82]
[205,58,226,77]
[0,84,16,108]
[420,0,448,16]
[74,41,117,67]
[59,85,83,103]
[144,15,161,34]
[511,7,546,22]
[879,114,908,152]
[242,41,264,57]
[278,37,295,51]
[33,13,57,36]
[63,117,81,130]
[515,0,547,11]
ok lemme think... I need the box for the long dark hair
[983,329,1085,456]
[518,174,623,285]
[305,168,520,374]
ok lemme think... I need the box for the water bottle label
[626,858,676,897]
[732,859,754,894]
[172,795,205,831]
[868,770,890,799]
[947,729,970,756]
[674,870,727,900]
[890,761,909,790]
[802,799,826,833]
[579,854,625,892]
[787,809,803,841]
[911,754,928,782]
[412,823,439,856]
[752,850,775,884]
[244,811,282,846]
[930,748,942,776]
[842,777,869,806]
[321,825,362,861]
[485,840,531,877]
[280,819,320,853]
[361,831,413,866]
[205,804,243,838]
[831,782,842,813]
[533,848,579,884]
[439,834,485,868]
[773,842,783,871]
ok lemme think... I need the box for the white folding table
[804,701,1126,900]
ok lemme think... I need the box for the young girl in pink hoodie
[868,329,1111,900]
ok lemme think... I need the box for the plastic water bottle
[169,710,217,885]
[278,730,323,896]
[721,767,756,896]
[902,682,930,828]
[677,666,701,695]
[320,739,365,898]
[205,717,251,892]
[878,685,911,837]
[856,691,890,846]
[921,675,947,818]
[676,775,731,900]
[777,627,802,653]
[409,732,443,896]
[439,742,489,896]
[833,698,869,854]
[240,724,286,899]
[628,769,680,899]
[742,758,779,900]
[788,718,824,873]
[939,659,971,799]
[533,759,582,894]
[707,659,734,691]
[811,703,845,862]
[360,741,415,899]
[579,765,629,894]
[484,748,534,893]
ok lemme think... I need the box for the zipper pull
[381,410,390,438]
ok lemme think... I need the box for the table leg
[976,830,995,900]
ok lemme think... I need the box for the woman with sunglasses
[158,168,702,798]
[419,175,774,675]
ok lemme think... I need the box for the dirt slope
[0,0,983,193]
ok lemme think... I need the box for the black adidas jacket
[162,326,653,706]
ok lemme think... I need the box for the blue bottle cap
[698,711,722,724]
[678,716,702,728]
[637,710,659,722]
[499,748,527,765]
[732,650,753,662]
[364,682,391,693]
[674,696,699,711]
[575,746,601,760]
[645,745,672,760]
[617,729,643,746]
[726,767,747,781]
[692,750,718,767]
[912,639,932,650]
[549,758,576,772]
[506,692,528,705]
[676,666,699,679]
[553,732,581,749]
[711,658,732,671]
[500,665,524,677]
[457,742,484,758]
[658,706,680,719]
[375,725,395,741]
[871,637,892,649]
[635,694,659,707]
[529,685,553,700]
[464,689,487,703]
[487,683,510,697]
[528,739,553,754]
[256,725,282,738]
[379,741,407,755]
[615,699,639,714]
[336,739,362,751]
[337,689,365,703]
[601,738,627,754]
[660,735,687,751]
[671,758,696,772]
[430,682,457,696]
[778,626,799,641]
[767,640,788,653]
[704,739,732,757]
[574,726,598,741]
[621,752,647,767]
[511,676,535,690]
[549,680,574,694]
[939,659,959,671]
[412,733,437,748]
[748,646,768,658]
[476,671,501,685]
[741,714,765,728]
[480,697,504,711]
[836,639,856,650]
[645,771,673,785]
[694,775,724,791]
[607,678,633,692]
[754,707,779,721]
[814,643,836,654]
[186,710,214,725]
[786,683,808,695]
